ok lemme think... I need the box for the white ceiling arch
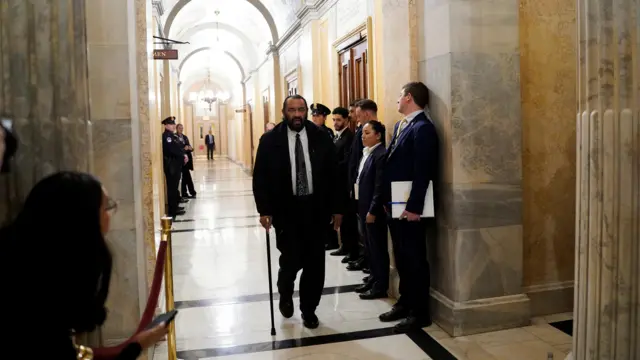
[163,0,278,46]
[179,50,242,90]
[175,23,258,71]
[179,48,246,82]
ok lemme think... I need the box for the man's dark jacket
[253,121,344,228]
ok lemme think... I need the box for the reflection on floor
[153,158,574,360]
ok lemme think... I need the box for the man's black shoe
[362,275,371,283]
[325,243,340,251]
[302,313,319,329]
[359,289,387,300]
[354,282,372,293]
[347,262,364,271]
[178,206,185,211]
[343,254,359,263]
[279,299,294,318]
[362,268,371,274]
[393,316,432,333]
[169,210,186,218]
[330,248,348,256]
[179,198,189,203]
[379,305,409,322]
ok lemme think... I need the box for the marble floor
[153,158,574,360]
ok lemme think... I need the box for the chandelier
[198,70,217,111]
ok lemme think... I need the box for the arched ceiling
[179,49,242,91]
[162,0,300,92]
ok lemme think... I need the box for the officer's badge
[167,137,171,142]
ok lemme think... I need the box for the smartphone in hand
[146,310,178,329]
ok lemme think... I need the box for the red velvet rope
[92,240,168,359]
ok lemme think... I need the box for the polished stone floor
[153,158,574,360]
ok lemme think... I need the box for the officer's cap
[162,116,176,125]
[310,103,331,116]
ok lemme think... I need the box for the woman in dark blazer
[354,120,389,299]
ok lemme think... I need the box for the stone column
[419,0,530,336]
[0,0,92,221]
[572,0,640,358]
[85,0,155,349]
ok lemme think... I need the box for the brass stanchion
[161,216,177,360]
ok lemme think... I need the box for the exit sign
[153,49,178,60]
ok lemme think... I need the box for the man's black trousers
[181,167,196,196]
[164,169,180,216]
[274,196,326,314]
[388,218,430,318]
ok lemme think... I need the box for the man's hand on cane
[260,216,272,230]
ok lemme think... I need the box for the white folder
[391,181,434,218]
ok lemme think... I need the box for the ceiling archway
[179,48,246,82]
[175,22,258,70]
[164,0,278,45]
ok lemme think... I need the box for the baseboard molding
[524,280,574,317]
[430,289,531,337]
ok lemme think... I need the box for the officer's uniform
[310,103,335,140]
[162,117,186,217]
[310,103,339,249]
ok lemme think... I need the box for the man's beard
[285,116,305,132]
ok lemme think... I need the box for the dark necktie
[295,133,309,195]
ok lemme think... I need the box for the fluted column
[0,0,91,221]
[573,0,639,358]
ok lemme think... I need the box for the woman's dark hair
[365,120,386,147]
[2,171,112,333]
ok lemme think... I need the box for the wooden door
[338,39,368,108]
[338,50,352,107]
[262,89,270,126]
[352,42,368,101]
[286,71,298,96]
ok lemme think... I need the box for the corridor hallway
[153,158,575,360]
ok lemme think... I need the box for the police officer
[162,116,187,217]
[310,103,334,140]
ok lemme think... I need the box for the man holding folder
[379,82,439,333]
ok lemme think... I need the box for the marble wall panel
[449,51,522,184]
[519,0,576,289]
[0,0,91,222]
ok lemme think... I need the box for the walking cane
[265,228,277,336]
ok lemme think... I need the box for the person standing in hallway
[311,102,339,250]
[354,120,389,300]
[176,124,197,198]
[204,130,215,160]
[162,117,187,218]
[329,107,359,260]
[253,94,343,329]
[310,103,335,140]
[346,99,379,272]
[379,82,438,333]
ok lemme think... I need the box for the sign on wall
[153,49,179,60]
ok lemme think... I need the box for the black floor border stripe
[175,284,361,309]
[176,327,397,359]
[407,329,458,360]
[169,224,262,233]
[549,319,573,336]
[175,327,457,360]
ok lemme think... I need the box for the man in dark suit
[310,102,339,250]
[204,130,215,160]
[329,107,358,257]
[346,99,379,271]
[310,103,335,140]
[379,82,439,333]
[253,94,343,329]
[176,123,197,198]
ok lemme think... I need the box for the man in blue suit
[378,82,439,333]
